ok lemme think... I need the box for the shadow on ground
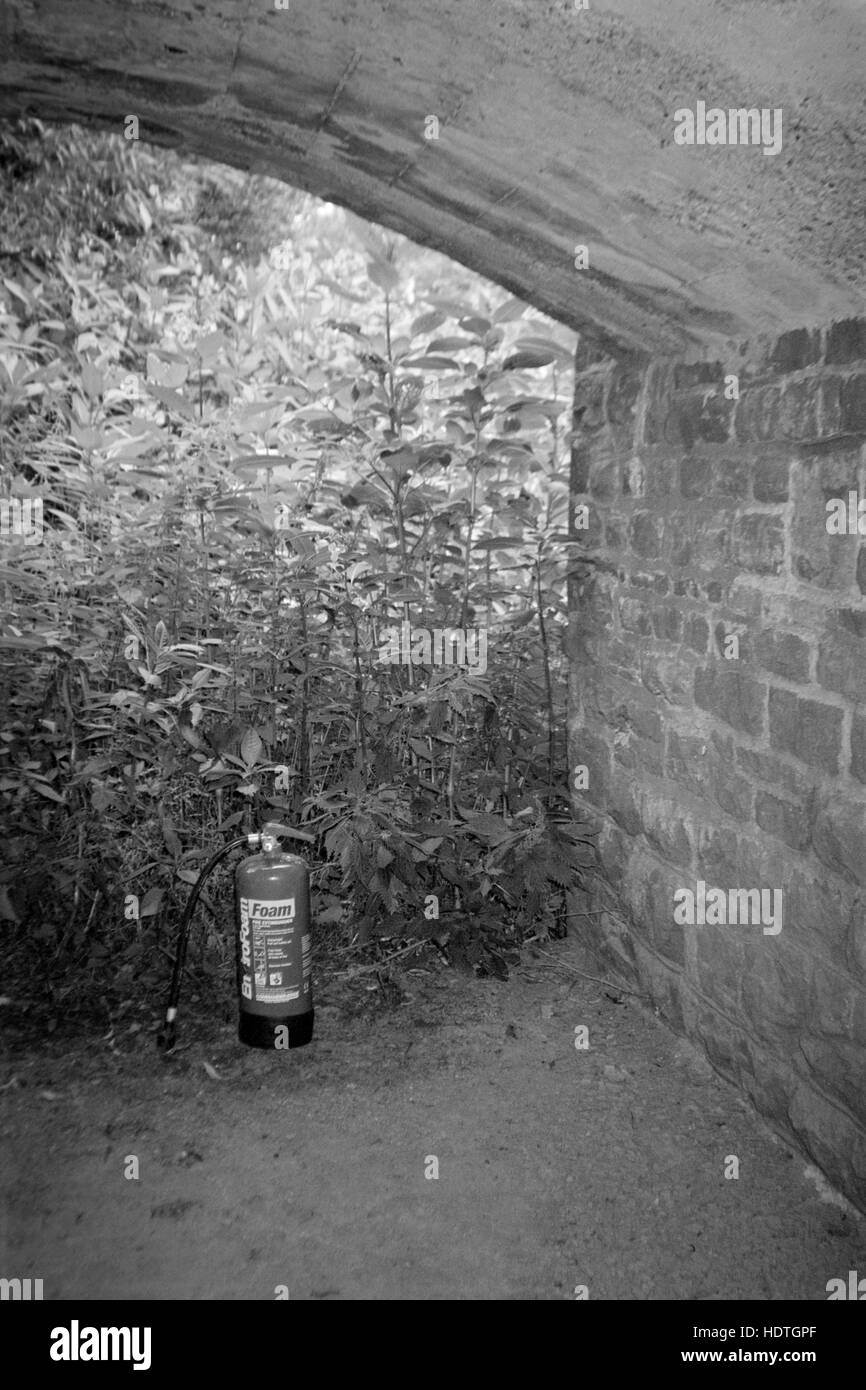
[2,940,864,1299]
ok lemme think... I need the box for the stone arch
[4,0,866,1210]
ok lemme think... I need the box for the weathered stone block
[694,929,746,1014]
[675,389,732,444]
[630,510,663,558]
[776,377,825,441]
[680,449,750,501]
[739,1038,796,1127]
[727,582,764,620]
[641,652,693,706]
[628,571,656,590]
[740,947,810,1041]
[755,630,811,683]
[770,327,822,373]
[816,618,866,701]
[731,513,785,575]
[613,733,664,777]
[642,446,680,500]
[693,512,733,566]
[840,373,866,434]
[619,596,653,635]
[850,913,866,980]
[788,1081,866,1213]
[850,710,866,783]
[734,385,782,443]
[632,941,686,1030]
[638,790,694,869]
[589,456,620,499]
[573,369,608,434]
[607,764,642,836]
[571,440,591,492]
[812,795,866,887]
[735,744,816,802]
[605,636,643,678]
[684,613,709,653]
[799,1037,866,1126]
[754,790,811,852]
[625,702,664,743]
[607,365,643,427]
[693,1005,752,1086]
[569,726,611,811]
[696,825,741,884]
[791,526,858,592]
[781,870,851,963]
[651,605,683,643]
[752,450,792,503]
[825,318,866,365]
[695,666,766,736]
[673,362,724,390]
[644,867,689,967]
[768,688,842,774]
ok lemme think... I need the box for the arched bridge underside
[1,0,864,359]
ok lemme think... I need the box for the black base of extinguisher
[238,1010,314,1050]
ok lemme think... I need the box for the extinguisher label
[239,896,307,1004]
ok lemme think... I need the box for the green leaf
[266,822,316,844]
[408,738,433,760]
[240,728,264,767]
[146,353,188,388]
[502,349,557,370]
[427,337,479,353]
[367,260,400,293]
[145,383,194,418]
[139,887,164,918]
[402,355,460,371]
[492,296,527,323]
[458,315,491,337]
[317,273,368,303]
[162,815,183,857]
[30,780,65,803]
[410,309,446,337]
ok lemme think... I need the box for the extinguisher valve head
[259,821,285,852]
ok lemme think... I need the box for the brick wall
[567,320,866,1212]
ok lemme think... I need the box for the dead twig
[335,939,426,978]
[529,945,645,998]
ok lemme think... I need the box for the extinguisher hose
[156,836,250,1053]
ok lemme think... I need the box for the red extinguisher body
[234,846,314,1049]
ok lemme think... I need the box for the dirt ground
[2,939,864,1301]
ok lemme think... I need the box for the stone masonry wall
[567,320,866,1212]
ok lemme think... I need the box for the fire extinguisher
[157,823,314,1053]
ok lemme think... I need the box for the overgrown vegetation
[0,119,591,1033]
